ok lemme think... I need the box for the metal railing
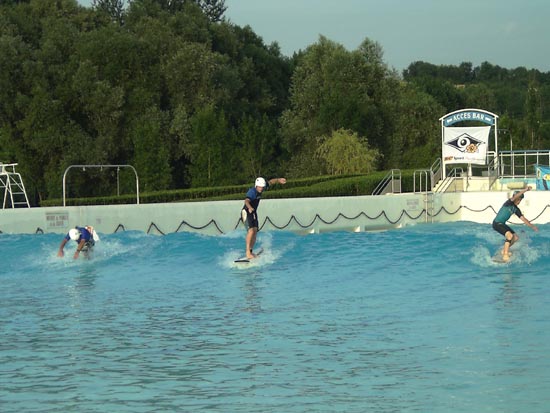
[431,158,442,184]
[497,150,550,178]
[414,169,430,193]
[372,169,401,195]
[435,150,550,191]
[413,158,441,193]
[434,167,464,193]
[63,164,140,207]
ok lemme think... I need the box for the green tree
[234,114,281,180]
[186,105,229,187]
[130,105,172,191]
[281,36,392,176]
[71,61,125,162]
[316,128,379,175]
[162,41,221,110]
[525,78,542,148]
[209,24,292,123]
[387,83,444,169]
[196,0,226,22]
[128,0,225,21]
[92,0,126,24]
[463,83,497,112]
[408,77,465,114]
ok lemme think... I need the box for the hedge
[40,171,416,206]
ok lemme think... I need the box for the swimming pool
[2,221,549,412]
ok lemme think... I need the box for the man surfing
[241,176,286,259]
[492,186,538,262]
[57,226,99,259]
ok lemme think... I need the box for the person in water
[492,186,538,261]
[242,176,286,259]
[57,226,99,259]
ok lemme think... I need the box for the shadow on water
[74,265,98,289]
[497,273,524,309]
[61,262,100,311]
[235,269,264,314]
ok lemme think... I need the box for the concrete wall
[1,190,549,236]
[456,191,550,224]
[0,194,428,236]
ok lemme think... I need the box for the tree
[92,0,127,24]
[71,61,125,161]
[525,78,542,148]
[130,105,172,191]
[280,36,393,176]
[127,0,225,21]
[209,23,292,123]
[316,129,379,175]
[408,77,466,114]
[387,83,444,169]
[186,105,230,187]
[0,33,31,123]
[162,42,221,110]
[234,114,281,180]
[196,0,226,22]
[463,83,497,112]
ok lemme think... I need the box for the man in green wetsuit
[492,186,538,261]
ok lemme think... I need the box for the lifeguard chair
[0,163,30,208]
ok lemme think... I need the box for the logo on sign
[445,133,484,153]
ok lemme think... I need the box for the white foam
[470,237,547,268]
[221,231,293,269]
[41,232,162,270]
[470,245,495,267]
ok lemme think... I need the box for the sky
[78,0,550,73]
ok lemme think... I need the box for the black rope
[233,218,244,231]
[426,204,499,218]
[463,204,499,214]
[260,208,428,230]
[175,219,225,234]
[530,204,550,221]
[5,202,543,237]
[428,205,461,218]
[147,222,165,235]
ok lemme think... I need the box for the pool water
[2,222,550,412]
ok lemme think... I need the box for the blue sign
[442,110,495,126]
[536,165,550,190]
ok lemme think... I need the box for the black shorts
[241,209,259,230]
[79,240,95,252]
[492,221,514,237]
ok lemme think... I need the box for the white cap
[255,177,266,187]
[69,228,80,241]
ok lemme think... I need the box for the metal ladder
[423,192,434,223]
[0,163,30,208]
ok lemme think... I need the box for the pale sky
[78,0,549,73]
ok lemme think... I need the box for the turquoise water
[2,222,550,412]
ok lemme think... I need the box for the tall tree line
[1,0,549,204]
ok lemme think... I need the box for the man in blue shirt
[57,226,99,259]
[492,186,538,261]
[242,176,286,259]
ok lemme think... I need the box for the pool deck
[2,178,550,236]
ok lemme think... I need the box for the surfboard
[492,250,515,263]
[234,248,264,263]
